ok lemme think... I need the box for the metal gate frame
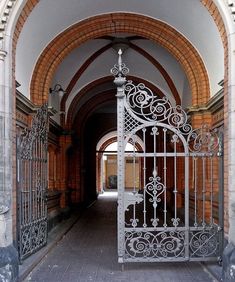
[17,103,48,261]
[111,50,224,264]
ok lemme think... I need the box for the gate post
[111,49,129,263]
[0,49,18,280]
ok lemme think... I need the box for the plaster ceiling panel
[132,39,189,95]
[52,39,110,88]
[65,48,176,111]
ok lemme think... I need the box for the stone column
[0,49,18,281]
[222,29,235,281]
[228,31,235,245]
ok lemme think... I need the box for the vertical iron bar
[36,139,38,220]
[194,157,198,227]
[218,132,224,259]
[133,136,136,193]
[210,156,213,225]
[22,160,24,231]
[132,136,136,226]
[40,140,42,220]
[35,142,37,221]
[143,128,147,227]
[17,136,23,262]
[23,161,26,228]
[185,154,189,260]
[42,140,44,219]
[173,136,177,224]
[202,157,206,227]
[163,128,167,227]
[34,143,36,221]
[23,161,25,226]
[29,151,32,253]
[153,127,157,224]
[38,140,40,220]
[44,142,47,239]
[35,142,37,220]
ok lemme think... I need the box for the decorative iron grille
[112,50,224,264]
[17,103,48,261]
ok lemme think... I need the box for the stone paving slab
[24,193,218,282]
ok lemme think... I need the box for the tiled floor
[24,192,217,282]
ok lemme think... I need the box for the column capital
[0,205,9,215]
[0,49,7,61]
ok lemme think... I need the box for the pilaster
[221,2,235,280]
[0,48,18,281]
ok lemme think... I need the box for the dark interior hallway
[24,192,215,282]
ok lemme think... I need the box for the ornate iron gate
[112,51,223,264]
[17,103,48,261]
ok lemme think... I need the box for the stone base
[0,245,18,282]
[222,242,235,281]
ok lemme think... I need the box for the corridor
[24,192,216,282]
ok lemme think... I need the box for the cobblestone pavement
[24,192,217,282]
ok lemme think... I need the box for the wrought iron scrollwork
[17,103,48,261]
[124,81,220,154]
[114,51,223,264]
[187,124,219,153]
[125,230,185,259]
[125,82,171,122]
[145,169,165,228]
[19,103,48,159]
[189,228,219,257]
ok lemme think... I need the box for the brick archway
[29,13,210,107]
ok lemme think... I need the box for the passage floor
[24,192,217,282]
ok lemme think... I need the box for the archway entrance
[96,132,145,194]
[1,0,233,280]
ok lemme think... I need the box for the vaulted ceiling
[15,0,224,126]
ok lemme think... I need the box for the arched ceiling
[15,0,224,126]
[55,40,185,108]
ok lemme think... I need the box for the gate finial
[111,49,129,87]
[118,49,123,73]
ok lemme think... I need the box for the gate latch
[124,192,143,211]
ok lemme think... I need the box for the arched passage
[1,0,235,280]
[96,131,145,194]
